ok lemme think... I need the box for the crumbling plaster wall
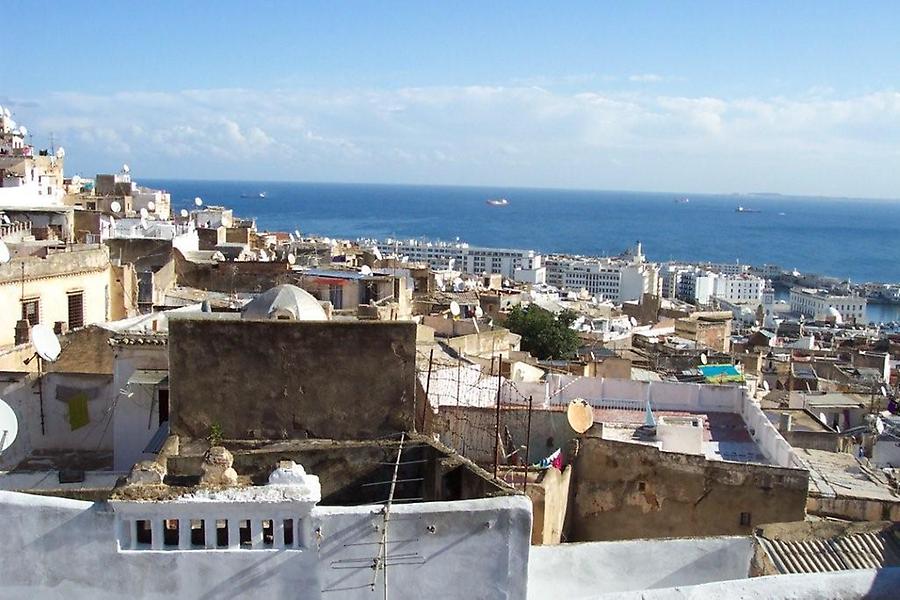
[569,437,808,541]
[168,319,418,441]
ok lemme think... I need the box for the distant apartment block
[374,238,543,281]
[790,287,867,322]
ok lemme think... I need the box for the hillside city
[1,106,899,599]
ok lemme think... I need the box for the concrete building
[790,287,867,322]
[373,238,543,280]
[544,244,659,303]
[0,244,130,348]
[0,109,66,207]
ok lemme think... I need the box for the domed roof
[241,284,327,321]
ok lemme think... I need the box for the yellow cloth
[68,393,90,430]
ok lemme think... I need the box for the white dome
[241,284,327,321]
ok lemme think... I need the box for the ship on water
[735,205,761,213]
[486,197,509,206]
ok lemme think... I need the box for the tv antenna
[0,398,18,456]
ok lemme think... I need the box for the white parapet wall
[0,490,531,600]
[527,536,755,599]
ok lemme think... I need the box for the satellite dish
[881,386,888,398]
[147,201,156,212]
[452,277,465,292]
[122,163,130,174]
[819,412,829,426]
[3,107,10,118]
[0,241,10,264]
[629,316,638,327]
[71,175,81,185]
[0,398,19,453]
[287,253,296,265]
[180,208,189,218]
[110,200,121,213]
[194,197,203,207]
[372,246,383,261]
[700,353,708,365]
[139,207,149,219]
[449,301,461,317]
[475,305,484,318]
[360,265,373,276]
[140,217,148,230]
[762,380,770,392]
[288,233,295,242]
[19,125,27,137]
[56,147,65,159]
[259,249,269,261]
[31,324,61,362]
[1,214,9,224]
[567,398,594,434]
[294,229,301,239]
[876,418,885,435]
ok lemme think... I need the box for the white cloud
[12,85,900,197]
[628,73,666,83]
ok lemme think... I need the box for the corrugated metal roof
[759,530,900,574]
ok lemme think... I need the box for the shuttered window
[68,292,84,329]
[21,298,40,325]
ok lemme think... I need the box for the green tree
[505,305,580,360]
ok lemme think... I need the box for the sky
[3,1,900,198]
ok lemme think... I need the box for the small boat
[240,192,267,199]
[486,198,509,206]
[674,197,690,204]
[258,192,267,198]
[735,206,761,213]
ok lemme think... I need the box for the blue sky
[4,1,900,197]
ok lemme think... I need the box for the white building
[374,238,542,280]
[544,244,659,303]
[790,287,867,322]
[676,269,765,306]
[0,108,66,207]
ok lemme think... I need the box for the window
[158,389,170,425]
[740,512,752,526]
[163,519,180,547]
[283,519,295,547]
[21,298,40,325]
[190,519,206,546]
[67,291,84,329]
[136,520,153,546]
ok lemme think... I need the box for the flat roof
[796,448,898,502]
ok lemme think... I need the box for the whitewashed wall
[0,491,531,600]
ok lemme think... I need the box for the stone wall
[569,436,808,541]
[173,249,289,292]
[168,318,418,441]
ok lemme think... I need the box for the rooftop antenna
[0,398,19,456]
[27,324,60,436]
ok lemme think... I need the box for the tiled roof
[108,333,168,346]
[759,529,900,574]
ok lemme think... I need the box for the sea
[144,179,900,322]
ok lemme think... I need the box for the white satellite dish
[194,196,203,207]
[139,207,149,219]
[762,380,770,392]
[31,324,61,362]
[475,305,484,318]
[881,386,888,398]
[372,246,383,261]
[629,316,638,327]
[259,249,269,261]
[3,107,10,118]
[140,217,149,230]
[876,418,885,435]
[452,277,465,292]
[71,175,81,185]
[56,147,66,159]
[360,265,373,276]
[19,125,27,137]
[0,398,19,453]
[0,240,10,265]
[180,208,189,218]
[700,353,708,365]
[122,163,130,173]
[1,214,9,224]
[818,412,829,426]
[449,301,461,317]
[287,253,296,265]
[294,229,301,239]
[147,201,156,212]
[566,398,595,434]
[110,200,121,213]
